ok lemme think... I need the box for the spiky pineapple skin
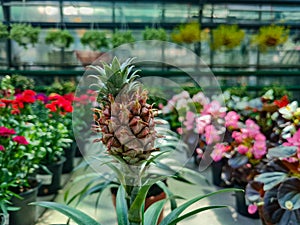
[92,58,158,165]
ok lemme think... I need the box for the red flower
[12,136,29,145]
[11,108,20,114]
[0,145,5,151]
[1,99,13,105]
[22,90,36,103]
[0,127,16,137]
[0,102,5,108]
[46,103,57,112]
[63,93,74,102]
[274,95,289,108]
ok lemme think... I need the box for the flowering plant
[0,125,40,215]
[245,143,300,225]
[33,57,239,225]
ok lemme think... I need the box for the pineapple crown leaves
[88,57,140,100]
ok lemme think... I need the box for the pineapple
[91,57,158,165]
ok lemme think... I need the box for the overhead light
[64,6,78,15]
[45,6,58,15]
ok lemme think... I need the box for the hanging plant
[211,24,245,51]
[9,23,40,49]
[0,22,9,39]
[45,29,74,49]
[252,25,289,52]
[80,30,109,51]
[111,30,135,48]
[171,21,207,44]
[142,27,168,41]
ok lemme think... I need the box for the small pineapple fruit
[91,57,158,165]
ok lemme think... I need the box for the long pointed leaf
[116,186,129,225]
[159,188,241,225]
[30,201,101,225]
[128,185,151,223]
[169,205,227,225]
[156,181,178,210]
[144,199,166,225]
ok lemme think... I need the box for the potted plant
[252,25,289,52]
[0,22,9,39]
[32,57,240,225]
[76,30,109,65]
[45,29,75,65]
[246,144,300,225]
[30,93,73,195]
[9,23,40,49]
[142,27,168,41]
[111,30,135,48]
[211,24,245,65]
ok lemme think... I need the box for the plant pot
[75,50,104,66]
[9,180,40,225]
[211,159,233,187]
[0,213,9,225]
[37,157,66,196]
[62,142,76,173]
[234,184,259,219]
[111,183,166,224]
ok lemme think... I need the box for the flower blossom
[183,111,196,131]
[195,114,211,134]
[0,145,5,151]
[279,101,298,120]
[225,111,240,129]
[202,100,226,118]
[12,136,29,145]
[205,124,220,145]
[274,95,289,108]
[211,143,230,162]
[0,126,16,137]
[283,129,300,159]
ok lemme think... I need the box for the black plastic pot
[38,157,66,196]
[62,142,76,173]
[10,180,40,225]
[234,184,260,219]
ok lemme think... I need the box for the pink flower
[255,133,266,142]
[183,111,196,131]
[0,145,4,151]
[0,127,16,137]
[195,115,211,134]
[232,131,244,143]
[252,141,267,159]
[196,148,204,158]
[12,136,29,145]
[192,92,209,105]
[248,204,258,214]
[211,143,229,162]
[176,127,183,135]
[202,100,226,118]
[225,111,240,129]
[283,129,300,159]
[205,125,220,145]
[237,145,249,154]
[245,119,260,138]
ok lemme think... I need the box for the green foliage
[211,24,245,50]
[252,25,289,52]
[45,29,74,48]
[80,30,109,51]
[171,22,207,44]
[260,85,292,100]
[46,80,76,95]
[0,22,9,39]
[142,27,168,41]
[9,23,40,49]
[226,86,248,97]
[10,74,35,91]
[111,30,135,48]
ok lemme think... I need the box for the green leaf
[159,188,241,225]
[254,172,288,191]
[168,205,227,225]
[116,186,129,225]
[278,178,300,210]
[156,181,178,210]
[30,201,101,225]
[128,185,151,223]
[144,199,166,225]
[267,146,298,159]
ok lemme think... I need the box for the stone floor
[35,157,262,225]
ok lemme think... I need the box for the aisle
[36,160,261,225]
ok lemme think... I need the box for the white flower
[279,101,298,119]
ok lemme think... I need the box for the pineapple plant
[91,57,158,165]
